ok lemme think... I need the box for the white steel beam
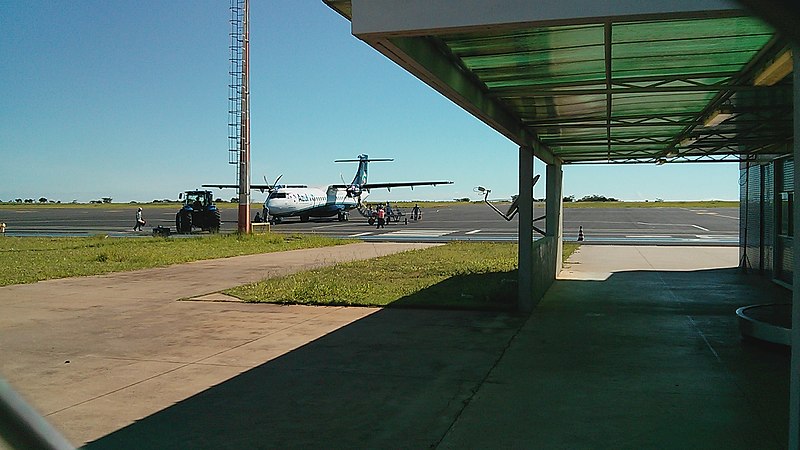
[546,162,564,275]
[518,146,534,312]
[351,0,740,36]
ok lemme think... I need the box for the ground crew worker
[133,208,146,231]
[376,206,386,229]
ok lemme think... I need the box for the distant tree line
[1,198,63,204]
[563,194,618,202]
[506,194,620,203]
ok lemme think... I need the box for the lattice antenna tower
[228,0,250,233]
[228,0,245,180]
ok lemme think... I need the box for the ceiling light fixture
[703,107,734,128]
[754,48,793,86]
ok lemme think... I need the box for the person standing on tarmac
[376,206,386,229]
[133,207,146,231]
[385,202,393,220]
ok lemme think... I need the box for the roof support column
[790,43,800,450]
[546,162,564,275]
[518,145,534,312]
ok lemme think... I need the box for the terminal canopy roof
[324,0,793,165]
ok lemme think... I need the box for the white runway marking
[626,235,672,238]
[383,229,456,237]
[636,221,712,231]
[349,232,373,237]
[465,229,481,235]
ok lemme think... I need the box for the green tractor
[176,190,221,233]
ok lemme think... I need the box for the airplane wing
[202,183,308,192]
[329,181,453,190]
[202,183,273,190]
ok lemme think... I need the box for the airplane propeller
[340,173,362,198]
[261,174,283,193]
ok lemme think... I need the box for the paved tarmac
[0,203,739,244]
[0,242,789,448]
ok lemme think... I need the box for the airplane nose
[266,200,286,214]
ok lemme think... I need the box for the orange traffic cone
[577,226,584,241]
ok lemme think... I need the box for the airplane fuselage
[264,186,368,220]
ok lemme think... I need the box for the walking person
[412,203,421,220]
[133,207,146,231]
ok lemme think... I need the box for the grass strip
[0,234,344,286]
[227,241,579,311]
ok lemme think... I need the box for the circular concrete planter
[736,303,791,346]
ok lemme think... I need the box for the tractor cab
[182,191,213,210]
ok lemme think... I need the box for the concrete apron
[439,245,791,449]
[0,242,439,446]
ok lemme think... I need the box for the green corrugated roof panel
[435,13,782,163]
[540,129,610,141]
[611,92,717,116]
[610,125,686,139]
[612,17,774,43]
[461,44,604,71]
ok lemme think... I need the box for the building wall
[741,157,792,285]
[776,158,794,284]
[740,161,763,273]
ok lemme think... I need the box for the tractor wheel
[176,211,192,233]
[209,210,221,233]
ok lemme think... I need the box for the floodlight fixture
[754,49,793,86]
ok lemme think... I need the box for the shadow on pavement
[84,307,526,449]
[84,266,791,449]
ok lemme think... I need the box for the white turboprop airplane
[204,154,452,223]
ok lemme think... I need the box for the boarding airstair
[355,202,374,219]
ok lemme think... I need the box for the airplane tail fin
[334,154,393,187]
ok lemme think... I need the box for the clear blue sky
[0,1,739,204]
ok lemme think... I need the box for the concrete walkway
[0,242,438,447]
[0,244,791,449]
[442,245,790,449]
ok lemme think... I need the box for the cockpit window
[268,192,287,199]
